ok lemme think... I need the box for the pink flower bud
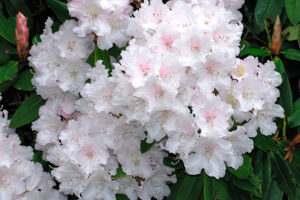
[15,12,29,59]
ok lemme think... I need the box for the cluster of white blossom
[0,98,66,200]
[28,0,284,199]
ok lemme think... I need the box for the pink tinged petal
[161,35,174,47]
[159,66,169,78]
[139,61,151,75]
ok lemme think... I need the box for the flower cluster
[0,99,66,200]
[28,0,284,199]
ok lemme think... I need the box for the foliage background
[1,0,300,199]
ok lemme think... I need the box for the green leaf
[231,170,261,196]
[239,48,270,57]
[270,152,297,198]
[32,34,41,45]
[140,139,155,154]
[45,0,69,23]
[0,61,18,83]
[163,156,184,169]
[278,69,293,117]
[285,0,300,25]
[116,194,129,200]
[288,98,300,127]
[228,155,252,180]
[87,46,113,74]
[0,12,16,44]
[212,179,228,200]
[254,0,284,33]
[0,37,15,64]
[282,49,300,61]
[204,174,213,200]
[12,70,34,91]
[9,93,46,128]
[5,0,32,26]
[176,174,202,200]
[254,151,272,198]
[112,164,126,179]
[263,180,284,200]
[167,169,186,200]
[253,131,278,152]
[282,24,300,41]
[274,56,286,83]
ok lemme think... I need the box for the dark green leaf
[87,46,113,74]
[270,152,297,197]
[263,180,284,200]
[253,131,278,152]
[287,98,300,127]
[231,170,261,196]
[45,0,69,23]
[0,12,16,44]
[282,49,300,61]
[212,179,228,200]
[204,174,213,200]
[278,69,293,117]
[5,0,32,26]
[274,56,286,83]
[140,139,155,154]
[112,164,126,179]
[163,156,184,169]
[285,0,300,25]
[176,174,200,200]
[13,70,34,91]
[254,151,272,198]
[166,169,186,200]
[254,0,284,33]
[116,194,129,200]
[9,93,46,128]
[227,183,252,200]
[0,61,18,83]
[0,37,14,64]
[228,155,252,180]
[239,48,270,57]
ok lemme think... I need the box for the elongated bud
[269,16,282,55]
[15,12,29,59]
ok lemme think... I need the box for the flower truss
[27,0,284,199]
[0,100,66,200]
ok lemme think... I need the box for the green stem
[283,115,287,142]
[264,19,272,47]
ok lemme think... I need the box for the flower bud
[15,12,29,59]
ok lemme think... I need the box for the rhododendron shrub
[25,0,285,199]
[3,0,300,199]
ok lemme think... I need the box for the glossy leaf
[232,169,261,197]
[116,194,129,200]
[0,12,16,44]
[288,98,300,127]
[285,0,300,25]
[176,174,200,200]
[13,70,34,91]
[5,0,32,25]
[274,56,286,83]
[263,180,284,200]
[203,174,213,200]
[278,70,293,117]
[282,49,300,61]
[239,48,270,57]
[270,152,297,198]
[254,0,284,33]
[212,179,228,200]
[0,61,18,83]
[9,93,46,128]
[254,151,272,199]
[228,154,252,180]
[253,131,279,152]
[45,0,69,23]
[140,139,155,154]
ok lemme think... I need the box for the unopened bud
[269,16,282,55]
[15,12,29,59]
